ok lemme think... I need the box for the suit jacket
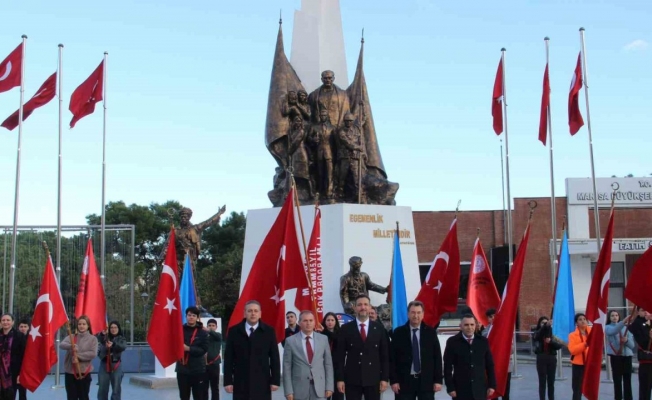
[223,320,281,400]
[335,319,389,387]
[443,332,496,400]
[390,322,443,392]
[283,332,334,399]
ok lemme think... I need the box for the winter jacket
[533,326,562,356]
[568,326,591,366]
[605,321,635,357]
[206,329,223,371]
[60,330,99,375]
[175,322,208,375]
[629,316,652,363]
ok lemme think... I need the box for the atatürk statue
[175,206,226,262]
[339,256,388,315]
[265,23,398,206]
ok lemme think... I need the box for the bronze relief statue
[265,24,399,206]
[339,256,388,315]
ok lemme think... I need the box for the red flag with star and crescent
[568,53,585,135]
[69,60,103,128]
[147,228,184,367]
[415,218,460,327]
[582,207,615,400]
[19,254,67,392]
[2,72,56,130]
[0,43,23,94]
[227,188,307,343]
[492,57,504,135]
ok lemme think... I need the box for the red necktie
[360,324,367,342]
[467,337,473,345]
[306,336,314,364]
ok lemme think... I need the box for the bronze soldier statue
[339,256,388,315]
[307,108,335,201]
[335,112,366,202]
[175,206,226,262]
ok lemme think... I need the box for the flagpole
[579,27,612,383]
[543,37,563,381]
[500,47,520,379]
[53,42,64,389]
[500,139,506,244]
[100,51,108,288]
[8,35,27,315]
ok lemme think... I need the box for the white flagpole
[579,27,612,383]
[501,47,519,378]
[544,37,564,381]
[8,34,27,314]
[100,52,108,287]
[500,139,507,245]
[53,43,64,388]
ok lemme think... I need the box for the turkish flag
[568,53,585,135]
[299,207,323,321]
[74,238,107,332]
[487,222,531,398]
[624,246,652,313]
[19,254,67,392]
[147,228,184,367]
[416,218,460,327]
[539,63,550,145]
[0,43,22,94]
[2,72,56,130]
[582,209,615,400]
[227,188,306,342]
[466,237,500,327]
[69,60,103,128]
[492,58,504,135]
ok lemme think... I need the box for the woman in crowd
[568,313,590,400]
[15,318,30,400]
[320,312,342,400]
[532,316,561,400]
[96,321,127,400]
[0,314,25,400]
[60,316,98,400]
[605,310,635,400]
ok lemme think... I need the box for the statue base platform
[241,204,419,316]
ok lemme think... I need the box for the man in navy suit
[335,294,389,400]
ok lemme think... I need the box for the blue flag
[552,231,575,340]
[179,253,197,324]
[391,231,408,329]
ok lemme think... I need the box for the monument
[240,0,420,325]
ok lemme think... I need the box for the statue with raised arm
[339,256,388,315]
[175,205,226,262]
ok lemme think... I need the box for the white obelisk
[290,0,348,93]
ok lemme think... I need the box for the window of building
[590,261,625,310]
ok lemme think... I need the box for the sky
[0,0,650,227]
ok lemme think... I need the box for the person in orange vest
[568,313,591,400]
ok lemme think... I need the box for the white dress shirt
[246,322,259,336]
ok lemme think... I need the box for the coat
[60,331,98,376]
[629,316,652,363]
[283,332,334,399]
[96,332,127,372]
[335,319,389,387]
[390,322,443,392]
[175,322,209,375]
[443,332,496,400]
[223,320,281,400]
[0,329,26,385]
[205,329,223,371]
[568,326,591,365]
[605,321,636,357]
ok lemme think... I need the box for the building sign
[566,177,652,206]
[566,238,652,255]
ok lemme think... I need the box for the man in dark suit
[390,300,443,399]
[443,314,496,400]
[335,294,389,400]
[223,300,281,400]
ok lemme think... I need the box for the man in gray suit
[283,310,334,400]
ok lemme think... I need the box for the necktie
[412,329,421,373]
[466,337,473,345]
[249,327,254,337]
[360,323,367,341]
[306,336,314,364]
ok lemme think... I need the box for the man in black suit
[390,300,443,399]
[443,314,496,400]
[335,294,389,400]
[223,300,281,400]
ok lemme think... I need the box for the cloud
[623,39,648,52]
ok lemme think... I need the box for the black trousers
[571,364,584,400]
[204,367,219,400]
[500,372,511,400]
[177,373,207,400]
[345,384,381,400]
[0,387,14,400]
[609,355,633,400]
[65,373,92,400]
[395,375,434,400]
[14,384,26,400]
[536,354,557,400]
[639,363,652,400]
[328,387,344,400]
